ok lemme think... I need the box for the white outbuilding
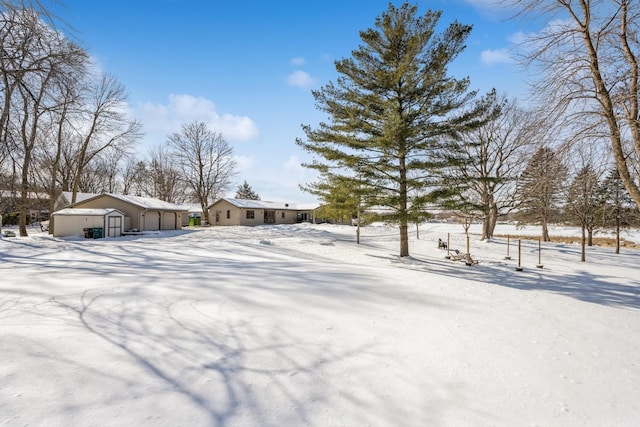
[50,208,125,238]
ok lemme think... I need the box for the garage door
[163,212,176,230]
[143,211,161,231]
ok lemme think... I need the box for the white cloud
[224,154,318,203]
[481,48,512,65]
[254,155,316,200]
[234,155,258,171]
[287,70,316,89]
[284,155,317,185]
[290,56,306,66]
[508,18,575,57]
[509,31,527,45]
[284,155,304,171]
[137,94,259,143]
[463,0,514,17]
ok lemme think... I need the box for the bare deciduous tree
[1,6,86,235]
[144,145,186,202]
[32,65,86,222]
[446,94,538,239]
[120,156,144,196]
[69,72,142,204]
[167,121,236,223]
[511,0,640,207]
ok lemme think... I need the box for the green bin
[195,217,201,226]
[189,217,195,226]
[92,227,103,239]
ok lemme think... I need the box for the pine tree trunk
[356,206,361,244]
[400,222,409,257]
[581,224,586,262]
[616,217,621,255]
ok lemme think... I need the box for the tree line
[0,1,238,235]
[297,2,640,258]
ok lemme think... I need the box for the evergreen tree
[565,165,599,261]
[303,173,361,222]
[515,147,567,241]
[302,171,373,243]
[296,3,495,257]
[235,180,260,200]
[596,168,638,254]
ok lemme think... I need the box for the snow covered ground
[1,222,639,426]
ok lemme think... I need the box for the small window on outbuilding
[226,210,230,219]
[246,210,255,219]
[281,212,285,219]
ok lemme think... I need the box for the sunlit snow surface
[1,222,639,426]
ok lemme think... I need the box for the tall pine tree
[565,165,599,261]
[296,3,495,257]
[515,147,567,241]
[596,168,638,254]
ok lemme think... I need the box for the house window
[246,210,255,219]
[226,210,230,219]
[281,212,285,219]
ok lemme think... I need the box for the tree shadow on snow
[405,239,640,310]
[0,231,455,426]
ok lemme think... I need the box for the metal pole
[445,232,451,259]
[505,234,511,260]
[536,238,544,268]
[515,239,523,271]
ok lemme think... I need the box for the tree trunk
[541,221,550,242]
[200,200,210,224]
[615,216,621,255]
[399,221,409,257]
[18,142,35,236]
[18,186,29,237]
[399,149,409,257]
[356,205,361,244]
[48,104,70,236]
[581,224,586,262]
[487,202,498,239]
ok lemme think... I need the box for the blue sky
[46,0,536,203]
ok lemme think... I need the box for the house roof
[210,198,319,211]
[75,193,188,211]
[52,208,123,216]
[60,191,99,205]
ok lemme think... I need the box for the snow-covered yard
[1,223,639,426]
